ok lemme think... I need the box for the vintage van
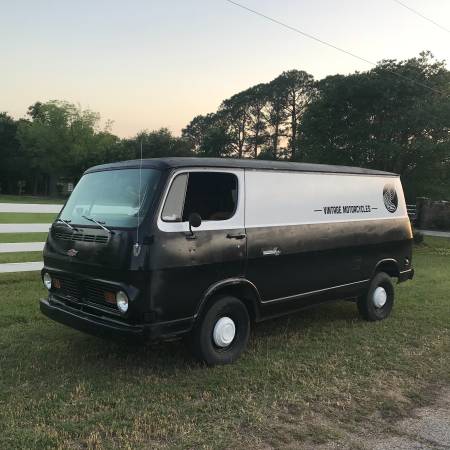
[40,158,414,365]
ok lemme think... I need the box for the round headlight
[43,272,52,290]
[116,290,129,313]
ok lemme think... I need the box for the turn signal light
[104,291,116,304]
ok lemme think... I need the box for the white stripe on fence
[0,203,62,213]
[0,224,51,233]
[0,261,43,273]
[0,242,45,253]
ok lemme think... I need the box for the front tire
[357,272,394,321]
[190,295,250,365]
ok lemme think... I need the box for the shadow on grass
[39,299,360,376]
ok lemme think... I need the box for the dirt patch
[294,387,450,450]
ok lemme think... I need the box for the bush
[413,229,424,244]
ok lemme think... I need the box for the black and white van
[40,158,414,365]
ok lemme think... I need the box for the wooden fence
[0,203,61,273]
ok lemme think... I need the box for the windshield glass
[59,168,161,228]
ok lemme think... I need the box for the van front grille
[56,275,82,301]
[54,230,109,244]
[84,280,118,310]
[51,275,118,311]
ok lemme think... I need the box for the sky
[1,0,449,137]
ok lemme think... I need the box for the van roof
[85,157,397,176]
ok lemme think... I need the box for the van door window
[182,172,238,221]
[162,173,188,222]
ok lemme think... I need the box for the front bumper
[40,297,194,342]
[40,298,146,341]
[398,268,414,283]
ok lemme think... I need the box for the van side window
[182,172,238,221]
[162,173,188,222]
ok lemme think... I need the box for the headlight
[116,290,129,313]
[43,272,52,290]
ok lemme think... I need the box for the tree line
[1,51,449,200]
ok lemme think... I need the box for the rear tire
[357,272,394,321]
[190,295,250,366]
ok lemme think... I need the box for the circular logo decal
[383,184,398,213]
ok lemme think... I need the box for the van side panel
[244,170,412,310]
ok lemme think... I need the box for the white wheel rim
[213,317,236,348]
[373,287,387,308]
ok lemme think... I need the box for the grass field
[0,213,56,224]
[0,195,64,204]
[0,232,48,244]
[0,237,449,449]
[0,251,43,264]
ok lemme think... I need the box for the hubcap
[213,317,236,348]
[373,286,387,308]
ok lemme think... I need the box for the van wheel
[190,296,250,366]
[357,272,394,321]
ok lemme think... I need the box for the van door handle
[262,248,281,256]
[226,233,246,240]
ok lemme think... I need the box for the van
[40,158,414,365]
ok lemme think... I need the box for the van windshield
[59,168,161,228]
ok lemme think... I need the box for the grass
[0,237,449,449]
[0,213,56,224]
[0,252,43,264]
[0,195,64,204]
[0,233,48,244]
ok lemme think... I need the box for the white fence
[0,203,62,273]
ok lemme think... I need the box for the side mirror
[188,213,202,231]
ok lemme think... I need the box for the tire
[357,272,394,321]
[190,295,250,365]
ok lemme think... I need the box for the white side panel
[245,171,407,228]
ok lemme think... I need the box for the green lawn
[0,252,43,264]
[0,238,448,449]
[0,233,48,244]
[0,213,56,223]
[0,194,64,204]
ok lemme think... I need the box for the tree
[265,77,289,159]
[300,52,450,199]
[219,90,253,158]
[276,70,316,160]
[121,128,193,161]
[246,84,269,158]
[17,100,114,195]
[0,113,24,194]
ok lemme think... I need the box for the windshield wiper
[82,215,112,234]
[56,218,75,231]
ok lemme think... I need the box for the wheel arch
[373,258,400,279]
[194,278,261,323]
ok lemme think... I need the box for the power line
[224,0,448,96]
[392,0,450,34]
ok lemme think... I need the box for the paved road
[417,229,450,238]
[0,203,62,213]
[308,388,450,450]
[0,242,45,253]
[0,261,43,273]
[369,388,450,450]
[0,224,51,233]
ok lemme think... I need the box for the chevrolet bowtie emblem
[67,249,78,257]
